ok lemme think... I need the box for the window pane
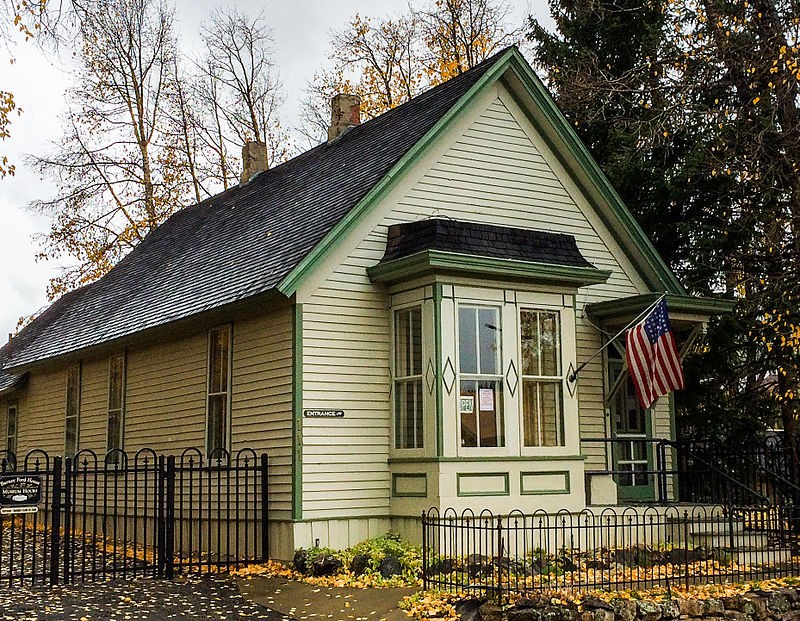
[65,416,78,456]
[520,310,539,376]
[522,380,564,447]
[109,355,125,411]
[207,394,227,454]
[459,380,477,447]
[458,307,477,374]
[411,309,422,376]
[414,379,423,448]
[107,410,121,451]
[6,406,17,454]
[395,311,410,376]
[209,329,230,393]
[540,313,560,376]
[478,308,500,375]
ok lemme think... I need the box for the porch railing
[581,437,800,507]
[422,506,800,598]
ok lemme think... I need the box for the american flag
[625,299,684,409]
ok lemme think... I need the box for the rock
[583,597,613,612]
[508,608,543,621]
[515,598,542,610]
[478,602,504,621]
[592,610,614,621]
[741,594,768,620]
[702,599,724,616]
[349,554,370,576]
[559,556,578,572]
[379,555,402,578]
[540,605,572,621]
[722,597,742,612]
[455,598,486,621]
[667,548,694,565]
[768,593,792,614]
[292,549,308,574]
[779,612,800,621]
[723,611,747,621]
[311,554,342,577]
[426,557,456,576]
[661,600,680,620]
[637,599,663,621]
[613,598,639,621]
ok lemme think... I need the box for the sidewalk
[238,575,418,621]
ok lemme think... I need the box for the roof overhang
[0,371,29,397]
[367,249,612,287]
[586,293,735,330]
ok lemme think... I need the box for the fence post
[165,455,176,579]
[49,456,63,586]
[496,516,504,603]
[62,456,72,584]
[421,511,428,592]
[260,453,269,561]
[157,455,166,577]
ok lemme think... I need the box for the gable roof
[2,46,684,374]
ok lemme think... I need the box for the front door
[608,357,654,501]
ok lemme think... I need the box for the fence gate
[0,448,269,586]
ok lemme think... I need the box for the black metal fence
[422,506,800,598]
[0,448,269,586]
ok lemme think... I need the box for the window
[107,353,126,453]
[206,326,232,456]
[6,403,18,455]
[394,307,423,449]
[520,309,564,447]
[65,363,81,456]
[458,306,504,448]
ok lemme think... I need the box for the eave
[367,249,612,287]
[586,293,735,330]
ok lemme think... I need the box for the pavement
[238,575,418,621]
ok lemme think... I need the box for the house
[0,47,731,559]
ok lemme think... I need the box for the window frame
[393,304,425,450]
[6,402,18,456]
[64,362,81,457]
[205,324,233,458]
[107,352,126,454]
[455,302,507,454]
[519,308,565,448]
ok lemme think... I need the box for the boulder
[582,596,613,612]
[455,598,487,621]
[425,557,456,576]
[292,548,308,574]
[349,554,370,576]
[379,555,402,578]
[311,554,342,577]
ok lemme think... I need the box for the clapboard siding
[231,307,293,519]
[16,367,64,455]
[300,85,667,517]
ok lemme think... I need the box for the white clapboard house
[0,47,730,558]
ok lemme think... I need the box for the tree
[300,0,520,142]
[527,0,800,446]
[28,0,186,298]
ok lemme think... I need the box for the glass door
[608,354,654,501]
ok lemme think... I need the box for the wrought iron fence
[422,506,800,598]
[0,448,269,586]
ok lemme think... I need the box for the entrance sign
[0,475,43,515]
[303,410,345,418]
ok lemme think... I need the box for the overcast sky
[0,0,551,338]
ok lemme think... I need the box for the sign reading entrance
[0,475,43,515]
[303,410,345,418]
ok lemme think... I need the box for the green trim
[434,284,444,457]
[292,303,304,520]
[520,470,571,495]
[368,250,611,287]
[389,454,586,464]
[391,473,428,497]
[586,293,735,320]
[669,392,679,502]
[501,55,684,295]
[457,472,510,497]
[277,49,517,298]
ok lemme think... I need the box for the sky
[0,0,551,338]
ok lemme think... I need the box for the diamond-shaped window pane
[505,360,519,397]
[442,357,456,395]
[426,359,435,395]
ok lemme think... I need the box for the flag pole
[568,292,667,384]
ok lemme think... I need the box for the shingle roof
[2,48,509,372]
[379,219,595,268]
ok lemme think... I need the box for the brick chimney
[240,141,268,185]
[327,93,361,142]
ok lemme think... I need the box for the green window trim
[519,470,571,495]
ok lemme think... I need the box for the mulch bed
[0,574,294,620]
